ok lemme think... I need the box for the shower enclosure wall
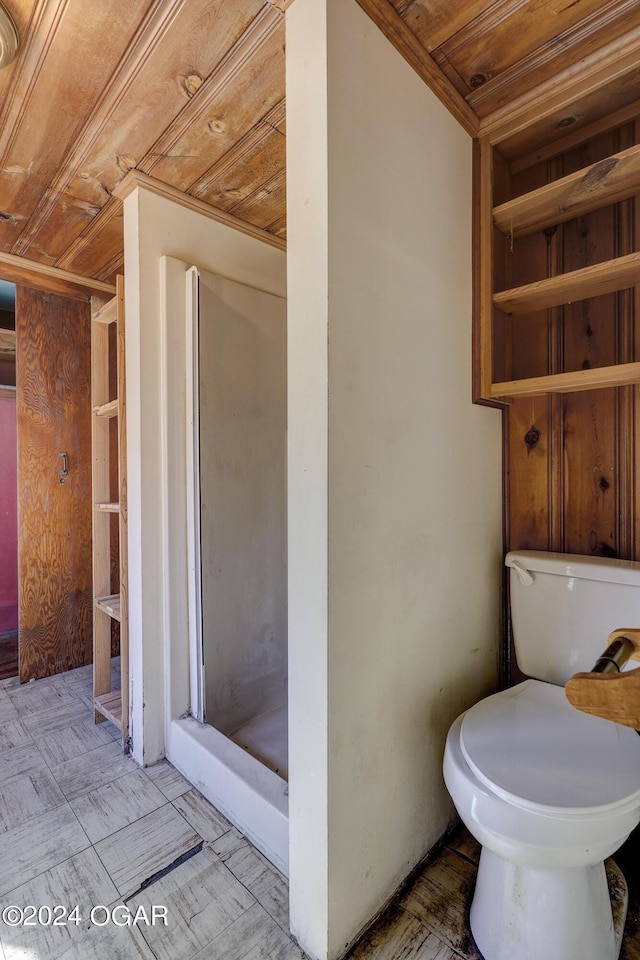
[168,260,289,872]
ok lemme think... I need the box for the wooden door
[16,288,93,681]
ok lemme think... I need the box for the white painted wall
[197,269,287,734]
[121,185,285,765]
[286,2,503,958]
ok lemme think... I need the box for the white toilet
[443,550,640,960]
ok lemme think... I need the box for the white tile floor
[3,664,638,960]
[0,664,305,960]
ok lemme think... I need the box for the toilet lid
[460,679,640,814]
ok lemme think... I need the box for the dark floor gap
[124,840,204,901]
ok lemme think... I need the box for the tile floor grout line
[47,742,136,801]
[0,804,93,902]
[444,845,480,868]
[89,799,173,848]
[212,837,293,936]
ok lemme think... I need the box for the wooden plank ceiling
[0,0,638,285]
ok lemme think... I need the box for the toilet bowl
[443,551,640,960]
[444,680,640,960]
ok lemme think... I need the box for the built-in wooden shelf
[493,144,640,238]
[95,594,121,621]
[476,136,640,400]
[91,277,129,746]
[492,361,640,398]
[92,296,117,325]
[94,690,123,729]
[93,398,118,418]
[494,252,640,315]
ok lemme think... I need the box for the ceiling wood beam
[479,25,640,145]
[0,251,115,300]
[353,0,479,137]
[113,170,287,251]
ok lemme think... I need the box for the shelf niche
[91,276,128,745]
[475,119,640,402]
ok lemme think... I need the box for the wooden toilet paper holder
[565,629,640,730]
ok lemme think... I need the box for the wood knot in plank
[524,424,540,452]
[580,157,619,194]
[182,74,204,97]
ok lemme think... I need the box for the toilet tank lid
[505,550,640,586]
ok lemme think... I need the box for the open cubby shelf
[477,132,640,400]
[91,276,128,744]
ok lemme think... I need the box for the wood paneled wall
[16,288,93,680]
[502,121,639,560]
[499,122,640,678]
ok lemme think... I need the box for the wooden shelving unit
[477,135,640,401]
[91,275,128,747]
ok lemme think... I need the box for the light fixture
[0,2,18,70]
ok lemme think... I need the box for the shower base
[167,712,289,875]
[230,702,288,781]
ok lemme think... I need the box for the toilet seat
[460,679,640,816]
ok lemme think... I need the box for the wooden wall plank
[560,134,618,556]
[503,122,640,688]
[507,160,555,382]
[507,395,553,551]
[16,287,93,680]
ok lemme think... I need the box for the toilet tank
[506,550,640,685]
